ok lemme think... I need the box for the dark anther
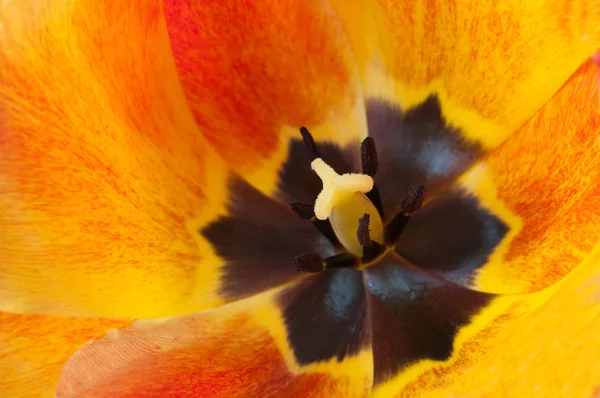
[384,185,427,245]
[324,252,360,269]
[361,241,387,263]
[294,253,324,273]
[401,185,426,215]
[357,213,372,247]
[358,212,386,262]
[359,137,385,218]
[290,201,315,220]
[360,137,378,176]
[299,126,320,161]
[289,200,342,248]
[367,185,385,220]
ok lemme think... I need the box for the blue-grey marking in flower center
[201,95,507,385]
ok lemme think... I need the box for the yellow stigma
[311,158,384,257]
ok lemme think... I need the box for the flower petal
[363,256,494,387]
[394,187,508,289]
[367,59,600,396]
[200,134,366,302]
[0,0,231,317]
[366,96,482,217]
[56,293,372,397]
[330,0,600,149]
[458,59,600,294]
[163,0,368,192]
[0,312,128,397]
[379,243,600,397]
[202,177,327,300]
[277,268,369,366]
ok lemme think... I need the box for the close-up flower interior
[1,0,600,397]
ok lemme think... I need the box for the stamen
[357,213,387,263]
[294,253,324,273]
[290,201,315,220]
[357,213,371,247]
[324,252,360,269]
[361,137,384,218]
[384,185,427,244]
[360,137,378,176]
[367,185,385,219]
[289,201,342,248]
[294,252,359,273]
[312,219,343,249]
[300,126,320,161]
[361,241,387,263]
[402,185,426,215]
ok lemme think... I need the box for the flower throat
[290,127,427,272]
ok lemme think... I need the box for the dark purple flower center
[201,96,509,386]
[289,127,428,272]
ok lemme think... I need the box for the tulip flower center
[290,127,426,273]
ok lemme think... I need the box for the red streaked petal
[164,0,367,176]
[0,0,231,318]
[56,294,372,397]
[458,59,600,294]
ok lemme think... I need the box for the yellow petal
[460,59,600,294]
[330,0,600,149]
[0,0,230,318]
[402,243,600,397]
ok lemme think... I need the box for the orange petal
[56,292,372,397]
[458,59,600,293]
[0,312,128,397]
[163,0,368,186]
[381,244,600,397]
[330,0,600,149]
[0,0,231,318]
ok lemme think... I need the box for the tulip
[1,0,600,397]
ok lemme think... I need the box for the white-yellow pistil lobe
[311,158,384,257]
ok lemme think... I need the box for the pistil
[384,185,427,244]
[311,157,384,256]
